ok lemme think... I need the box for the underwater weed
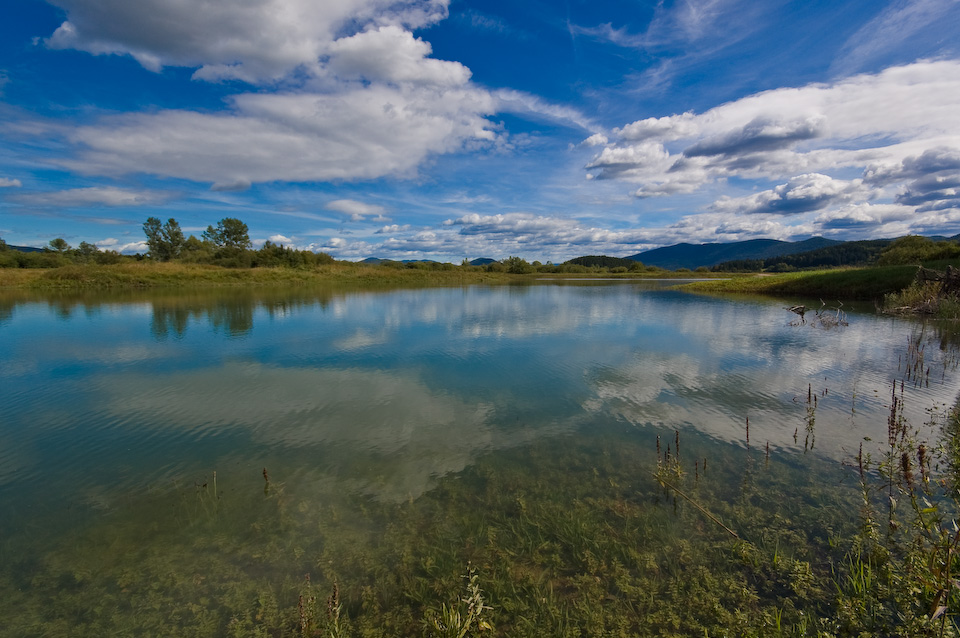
[423,563,493,638]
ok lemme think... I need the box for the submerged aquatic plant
[423,564,493,638]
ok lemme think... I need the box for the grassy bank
[679,265,919,299]
[0,262,730,290]
[0,262,516,289]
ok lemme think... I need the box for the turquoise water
[2,282,959,635]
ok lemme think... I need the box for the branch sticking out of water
[651,472,740,540]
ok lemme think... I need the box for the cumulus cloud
[580,133,608,147]
[375,224,411,234]
[711,174,866,216]
[813,203,914,230]
[40,0,501,188]
[44,0,451,83]
[327,25,470,86]
[13,186,170,206]
[682,115,825,160]
[97,238,148,254]
[585,141,672,181]
[0,178,22,187]
[59,82,498,185]
[863,147,960,213]
[588,60,960,229]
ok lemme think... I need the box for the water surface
[2,282,958,635]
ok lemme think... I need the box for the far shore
[0,262,743,290]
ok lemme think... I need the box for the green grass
[0,262,514,289]
[680,266,919,299]
[0,262,729,290]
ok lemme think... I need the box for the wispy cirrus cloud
[325,199,390,222]
[13,186,172,207]
[832,0,960,76]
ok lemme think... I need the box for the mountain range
[625,238,844,270]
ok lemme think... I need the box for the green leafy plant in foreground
[423,564,493,638]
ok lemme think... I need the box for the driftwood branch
[916,265,960,297]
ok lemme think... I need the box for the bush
[503,256,534,274]
[877,236,960,266]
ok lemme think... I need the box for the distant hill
[362,257,497,266]
[713,239,894,271]
[7,244,44,253]
[627,237,842,270]
[564,255,635,269]
[360,257,440,265]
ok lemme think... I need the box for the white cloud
[325,199,389,222]
[96,238,148,254]
[268,234,295,244]
[13,186,169,206]
[44,0,451,83]
[832,0,960,75]
[813,203,914,230]
[40,0,499,189]
[588,60,960,223]
[327,25,470,86]
[0,178,22,187]
[572,0,767,50]
[710,174,866,216]
[375,224,411,234]
[615,113,698,142]
[580,133,608,147]
[494,89,599,132]
[59,82,498,185]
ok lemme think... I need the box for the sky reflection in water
[2,283,960,512]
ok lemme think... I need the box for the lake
[2,281,959,636]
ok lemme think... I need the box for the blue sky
[1,0,959,262]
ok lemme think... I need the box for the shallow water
[2,282,959,635]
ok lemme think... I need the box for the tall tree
[48,237,70,253]
[143,217,186,261]
[203,218,251,252]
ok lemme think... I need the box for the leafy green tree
[503,256,533,274]
[143,217,186,261]
[179,235,213,263]
[77,241,98,255]
[0,236,8,251]
[49,237,70,253]
[877,235,960,266]
[203,218,251,252]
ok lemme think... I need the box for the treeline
[712,236,960,272]
[564,255,638,270]
[141,217,335,268]
[0,236,129,268]
[0,217,337,270]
